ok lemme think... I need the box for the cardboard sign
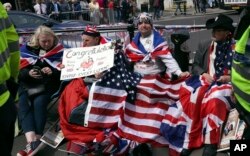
[60,42,114,80]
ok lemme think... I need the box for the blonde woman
[3,2,12,11]
[89,0,101,25]
[17,26,63,156]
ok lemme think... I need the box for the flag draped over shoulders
[20,43,64,69]
[125,30,171,62]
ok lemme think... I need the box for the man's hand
[179,71,190,78]
[202,73,213,84]
[94,72,104,79]
[217,75,231,83]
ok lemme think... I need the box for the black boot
[132,143,152,156]
[180,148,193,156]
[202,144,217,156]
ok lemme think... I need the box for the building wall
[137,0,194,10]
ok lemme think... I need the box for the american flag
[116,75,186,147]
[85,51,186,148]
[20,43,64,70]
[84,52,142,129]
[160,76,233,152]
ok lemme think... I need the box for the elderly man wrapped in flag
[160,14,236,156]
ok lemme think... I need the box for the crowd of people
[1,0,250,156]
[3,0,223,23]
[7,0,140,24]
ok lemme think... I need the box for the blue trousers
[0,96,16,156]
[18,87,51,135]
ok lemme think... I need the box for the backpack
[58,78,102,142]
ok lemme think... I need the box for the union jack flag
[20,43,64,70]
[160,76,233,153]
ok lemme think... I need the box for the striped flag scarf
[125,30,171,62]
[20,43,64,70]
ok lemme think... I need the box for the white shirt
[139,33,154,53]
[34,3,47,15]
[133,32,182,77]
[208,41,216,77]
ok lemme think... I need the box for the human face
[212,29,231,42]
[138,20,152,38]
[82,35,100,47]
[38,34,55,50]
[5,5,11,11]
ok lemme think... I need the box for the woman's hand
[58,64,65,69]
[202,73,214,84]
[29,69,43,79]
[217,75,231,83]
[41,67,52,75]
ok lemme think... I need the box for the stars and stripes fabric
[116,75,187,147]
[20,43,64,70]
[212,39,235,78]
[160,75,233,153]
[125,30,171,62]
[58,51,141,155]
[84,52,142,129]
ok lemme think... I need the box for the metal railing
[18,24,207,48]
[48,8,118,25]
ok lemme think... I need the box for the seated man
[126,12,189,78]
[58,26,124,155]
[160,14,235,156]
[113,12,190,155]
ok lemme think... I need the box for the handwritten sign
[60,42,114,80]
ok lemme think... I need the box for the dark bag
[27,84,46,97]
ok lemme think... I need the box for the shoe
[132,143,152,156]
[180,148,193,156]
[17,140,44,156]
[202,144,217,156]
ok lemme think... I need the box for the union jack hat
[82,25,100,37]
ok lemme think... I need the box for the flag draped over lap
[58,52,141,143]
[160,76,233,152]
[85,52,142,129]
[116,75,187,147]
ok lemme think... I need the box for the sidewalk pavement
[153,7,237,21]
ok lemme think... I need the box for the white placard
[60,42,114,80]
